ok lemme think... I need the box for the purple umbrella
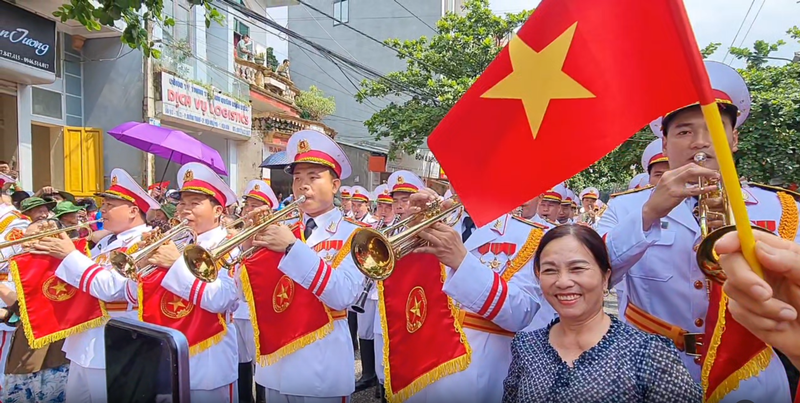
[108,122,228,176]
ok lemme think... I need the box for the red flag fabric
[9,239,107,349]
[138,268,228,356]
[241,225,350,365]
[377,253,470,403]
[427,0,709,226]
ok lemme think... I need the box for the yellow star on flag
[481,22,595,139]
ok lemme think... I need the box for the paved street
[351,291,621,403]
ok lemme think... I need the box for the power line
[738,0,768,50]
[215,0,440,102]
[723,0,758,63]
[392,0,438,34]
[292,0,447,78]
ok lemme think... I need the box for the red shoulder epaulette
[511,215,548,229]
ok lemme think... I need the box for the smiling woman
[502,225,702,403]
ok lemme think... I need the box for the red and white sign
[160,72,252,137]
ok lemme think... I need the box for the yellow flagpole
[699,103,764,279]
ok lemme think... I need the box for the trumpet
[182,196,306,282]
[350,199,463,281]
[693,152,771,284]
[0,219,102,251]
[109,220,195,280]
[0,219,102,264]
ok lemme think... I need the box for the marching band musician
[0,187,29,391]
[147,162,241,402]
[537,184,565,226]
[371,170,426,400]
[237,179,279,403]
[517,195,554,230]
[354,184,394,392]
[350,186,379,226]
[248,130,366,403]
[31,168,158,403]
[373,184,396,228]
[597,61,794,402]
[401,188,550,403]
[340,186,354,218]
[642,138,670,186]
[558,188,576,224]
[577,187,604,229]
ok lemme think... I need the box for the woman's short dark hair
[534,224,612,278]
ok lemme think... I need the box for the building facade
[0,0,335,197]
[286,0,464,144]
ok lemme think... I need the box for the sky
[490,0,800,67]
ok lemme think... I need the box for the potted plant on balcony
[266,47,279,71]
[254,52,266,66]
[296,85,336,121]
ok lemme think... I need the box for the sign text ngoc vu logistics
[166,79,250,126]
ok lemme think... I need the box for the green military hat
[53,201,86,218]
[158,203,177,219]
[20,197,56,213]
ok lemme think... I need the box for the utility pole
[142,19,156,187]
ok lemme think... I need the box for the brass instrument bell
[693,152,771,284]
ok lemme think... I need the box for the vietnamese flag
[428,0,713,226]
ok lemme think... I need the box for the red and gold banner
[138,268,227,356]
[379,253,471,403]
[241,225,351,365]
[701,192,799,403]
[10,239,107,349]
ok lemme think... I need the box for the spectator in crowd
[237,34,254,61]
[503,225,701,402]
[19,197,55,223]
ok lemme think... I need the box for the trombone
[350,198,463,281]
[693,152,771,284]
[183,196,306,282]
[109,220,195,280]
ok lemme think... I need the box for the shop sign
[160,72,252,137]
[0,2,57,84]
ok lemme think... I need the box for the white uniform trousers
[266,388,350,403]
[190,383,236,403]
[374,336,384,384]
[65,364,106,403]
[0,330,13,391]
[234,319,256,363]
[356,299,376,340]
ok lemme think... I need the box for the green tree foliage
[356,0,531,155]
[733,55,800,186]
[296,86,337,121]
[53,0,222,57]
[729,39,787,69]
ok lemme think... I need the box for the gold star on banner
[51,281,68,295]
[277,285,289,302]
[410,298,421,318]
[168,297,186,311]
[481,23,595,139]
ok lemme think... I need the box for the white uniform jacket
[55,224,149,369]
[160,225,239,391]
[597,184,795,403]
[0,204,29,387]
[255,207,364,397]
[413,214,547,403]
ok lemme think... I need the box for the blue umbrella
[260,151,291,169]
